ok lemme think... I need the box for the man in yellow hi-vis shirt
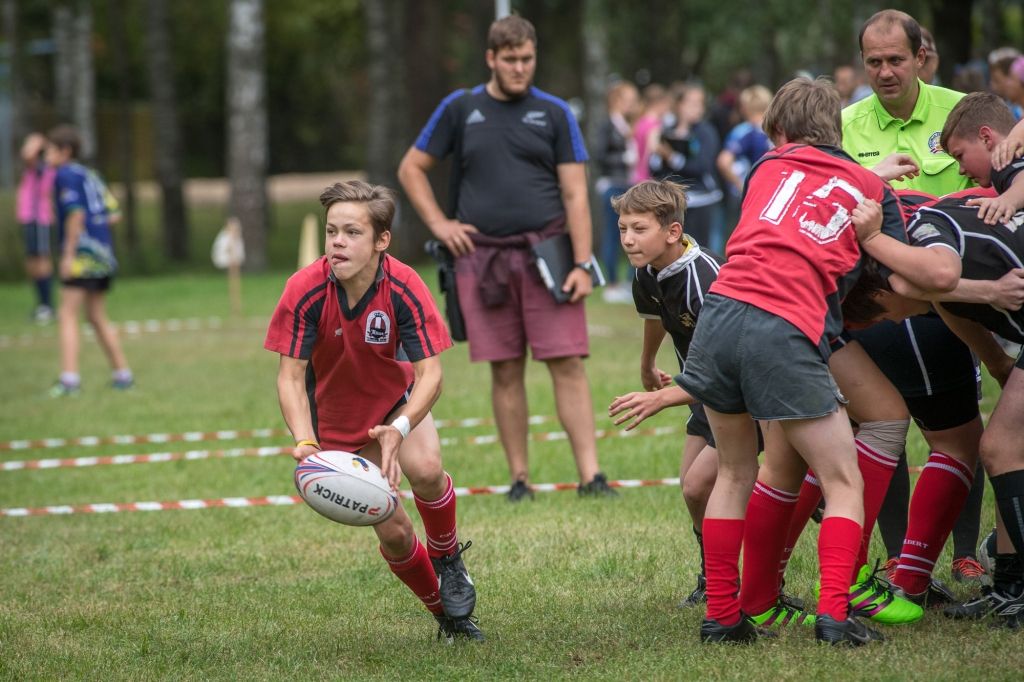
[842,10,968,196]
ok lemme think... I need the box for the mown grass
[0,271,1021,681]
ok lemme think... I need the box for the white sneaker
[33,305,54,325]
[601,285,633,304]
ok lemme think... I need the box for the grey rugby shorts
[679,293,845,421]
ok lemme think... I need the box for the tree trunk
[109,0,138,262]
[928,0,974,87]
[53,4,73,121]
[226,0,268,271]
[582,0,608,151]
[363,0,420,261]
[1,0,18,188]
[145,0,189,262]
[71,0,96,164]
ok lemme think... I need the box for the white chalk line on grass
[0,477,683,518]
[1,425,683,471]
[0,415,560,452]
[0,316,267,350]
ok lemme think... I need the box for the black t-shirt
[906,159,1024,343]
[414,85,588,236]
[632,240,724,372]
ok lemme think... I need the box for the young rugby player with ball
[265,180,483,642]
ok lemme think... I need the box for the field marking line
[0,477,684,517]
[0,415,565,452]
[0,316,271,350]
[0,425,687,471]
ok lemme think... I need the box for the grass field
[0,270,1021,681]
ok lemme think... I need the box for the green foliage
[0,274,1019,678]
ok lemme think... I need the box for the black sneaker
[900,578,957,608]
[678,573,707,608]
[434,614,486,643]
[431,541,477,619]
[578,472,618,497]
[944,588,995,620]
[507,480,534,503]
[778,578,806,611]
[814,614,884,646]
[947,583,1024,625]
[700,615,758,644]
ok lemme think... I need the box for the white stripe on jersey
[902,319,933,396]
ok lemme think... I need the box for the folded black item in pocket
[424,240,467,342]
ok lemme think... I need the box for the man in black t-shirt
[842,92,1024,628]
[398,16,614,500]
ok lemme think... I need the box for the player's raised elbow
[925,257,961,293]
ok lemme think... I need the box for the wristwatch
[574,260,594,273]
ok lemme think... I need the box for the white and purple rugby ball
[294,451,399,526]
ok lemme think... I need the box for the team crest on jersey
[679,312,696,328]
[928,132,943,154]
[365,310,391,344]
[911,223,942,241]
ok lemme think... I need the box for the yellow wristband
[296,439,320,450]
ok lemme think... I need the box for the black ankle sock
[952,461,985,558]
[990,470,1024,557]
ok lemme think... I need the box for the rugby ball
[294,451,399,526]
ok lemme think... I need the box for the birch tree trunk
[226,0,268,271]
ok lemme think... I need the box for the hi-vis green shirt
[842,81,970,196]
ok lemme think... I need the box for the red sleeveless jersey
[265,255,452,451]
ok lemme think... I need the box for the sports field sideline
[1,271,1021,680]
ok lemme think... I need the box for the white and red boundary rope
[0,415,605,452]
[1,425,683,471]
[0,477,681,518]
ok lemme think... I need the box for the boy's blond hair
[940,91,1017,151]
[739,85,772,117]
[611,180,688,229]
[762,77,841,147]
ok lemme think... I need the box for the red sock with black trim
[780,473,822,580]
[381,536,443,614]
[414,472,458,559]
[703,517,745,626]
[893,452,974,595]
[817,516,862,621]
[740,481,799,616]
[855,438,900,571]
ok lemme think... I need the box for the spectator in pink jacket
[17,133,56,324]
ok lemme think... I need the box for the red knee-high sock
[740,482,799,616]
[703,518,745,626]
[893,452,974,595]
[414,472,458,559]
[780,473,822,582]
[854,438,899,571]
[381,536,443,614]
[818,516,862,621]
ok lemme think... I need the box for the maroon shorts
[455,246,588,362]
